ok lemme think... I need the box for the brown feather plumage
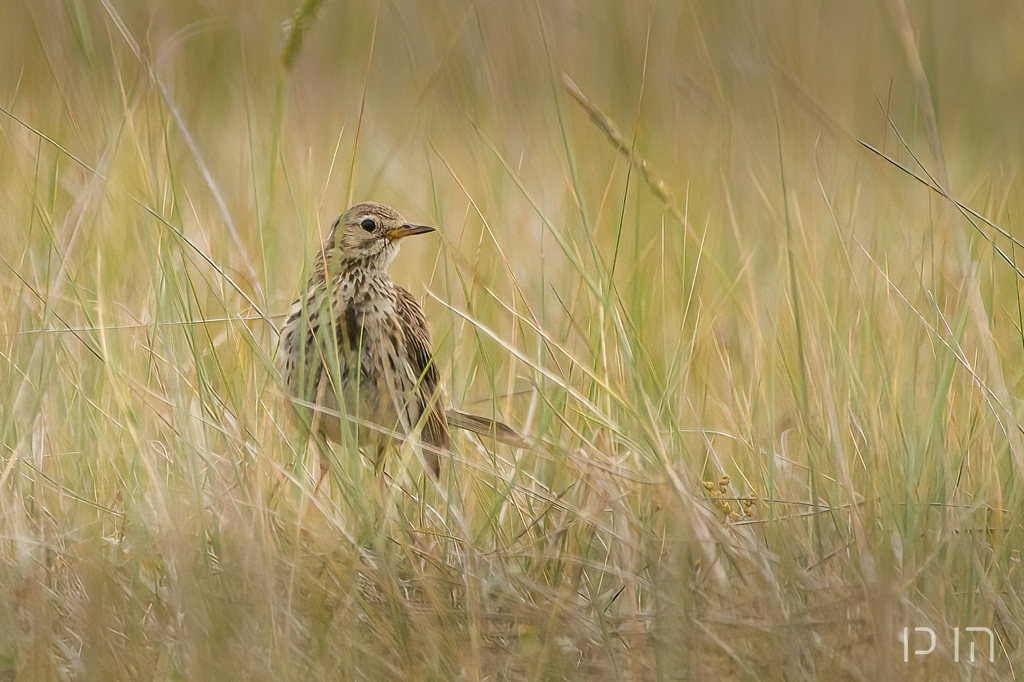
[278,201,522,480]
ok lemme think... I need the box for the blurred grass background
[1,0,1023,679]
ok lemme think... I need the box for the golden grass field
[1,1,1022,679]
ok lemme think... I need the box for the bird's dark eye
[360,218,376,232]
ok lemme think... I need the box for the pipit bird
[278,201,524,479]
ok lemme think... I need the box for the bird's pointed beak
[386,223,435,241]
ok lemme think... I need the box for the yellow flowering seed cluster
[702,474,758,522]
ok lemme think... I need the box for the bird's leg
[373,441,388,475]
[313,451,330,495]
[366,442,393,532]
[374,442,389,500]
[310,377,331,495]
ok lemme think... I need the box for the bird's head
[326,201,435,271]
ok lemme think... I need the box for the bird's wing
[280,273,332,402]
[394,286,448,474]
[279,264,355,422]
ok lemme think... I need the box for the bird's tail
[446,410,529,448]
